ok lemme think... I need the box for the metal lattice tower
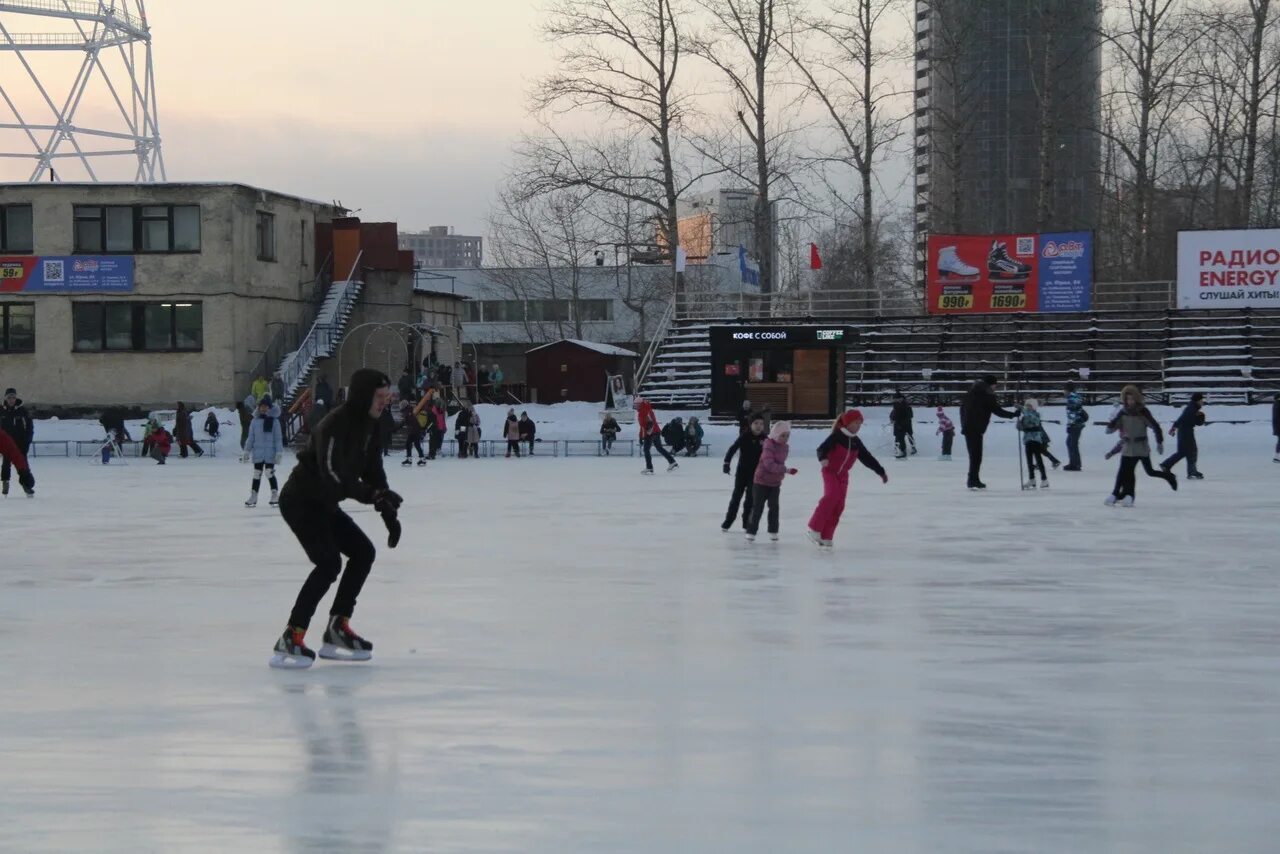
[0,0,164,182]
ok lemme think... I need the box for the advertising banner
[926,232,1092,314]
[1176,229,1280,309]
[0,255,134,293]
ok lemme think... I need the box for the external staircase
[277,253,364,405]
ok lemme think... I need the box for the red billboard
[925,232,1094,314]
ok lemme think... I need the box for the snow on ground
[2,404,1279,852]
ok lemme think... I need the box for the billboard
[926,232,1092,314]
[0,256,134,293]
[1177,229,1280,309]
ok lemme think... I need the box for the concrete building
[676,188,775,267]
[399,226,482,268]
[914,0,1102,274]
[0,182,462,410]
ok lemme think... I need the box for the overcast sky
[0,0,913,242]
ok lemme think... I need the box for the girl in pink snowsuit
[807,409,887,548]
[744,421,798,541]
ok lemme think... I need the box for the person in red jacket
[0,428,34,496]
[806,409,887,549]
[149,423,173,464]
[634,396,678,474]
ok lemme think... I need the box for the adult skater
[662,417,687,455]
[890,391,915,458]
[0,388,33,496]
[503,408,521,458]
[684,416,704,457]
[427,398,447,459]
[1161,392,1206,479]
[600,413,621,454]
[270,368,401,669]
[806,410,887,549]
[1063,382,1088,471]
[237,396,253,448]
[313,375,334,425]
[242,395,285,507]
[960,375,1018,490]
[1105,384,1177,507]
[519,411,536,455]
[203,410,220,440]
[401,400,427,466]
[744,421,798,542]
[174,402,204,458]
[634,396,677,474]
[722,414,766,531]
[0,427,35,497]
[454,401,475,458]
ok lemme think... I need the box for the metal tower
[0,0,164,182]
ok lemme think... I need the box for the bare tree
[778,0,911,296]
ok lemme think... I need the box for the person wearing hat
[960,375,1019,489]
[634,396,678,474]
[0,425,34,497]
[0,387,33,497]
[242,395,285,507]
[1063,381,1089,471]
[270,369,402,669]
[1161,392,1206,479]
[806,410,888,549]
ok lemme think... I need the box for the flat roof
[0,181,334,208]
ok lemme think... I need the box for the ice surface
[3,405,1280,852]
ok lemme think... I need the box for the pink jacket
[753,438,791,487]
[937,411,955,434]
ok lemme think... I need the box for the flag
[738,245,759,287]
[810,243,822,270]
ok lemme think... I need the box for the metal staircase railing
[634,296,675,394]
[277,251,363,405]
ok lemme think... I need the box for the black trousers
[724,468,755,528]
[894,429,908,456]
[427,427,444,458]
[745,484,780,535]
[1112,455,1175,499]
[506,439,521,457]
[1025,441,1048,480]
[251,462,278,492]
[642,434,675,469]
[405,434,425,459]
[280,493,375,630]
[941,431,954,455]
[456,434,468,458]
[965,432,984,484]
[0,444,27,482]
[1161,435,1199,474]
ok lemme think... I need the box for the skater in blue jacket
[242,395,285,507]
[1160,393,1206,479]
[1063,382,1089,471]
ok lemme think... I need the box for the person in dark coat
[1161,392,1206,479]
[959,375,1018,489]
[722,414,765,530]
[738,399,754,435]
[313,375,334,425]
[684,416,704,457]
[237,395,254,448]
[378,404,396,457]
[600,414,621,455]
[1,388,34,496]
[454,401,476,459]
[1273,394,1280,463]
[271,369,400,669]
[174,402,204,458]
[204,410,220,440]
[890,392,914,459]
[662,417,687,455]
[0,421,35,497]
[397,370,414,402]
[518,411,536,455]
[1105,384,1177,505]
[401,401,426,466]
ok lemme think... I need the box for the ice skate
[721,522,731,533]
[988,240,1031,280]
[769,533,779,542]
[938,454,951,461]
[417,458,427,466]
[1051,460,1060,470]
[1121,496,1135,508]
[909,441,918,456]
[1274,454,1280,463]
[401,458,413,467]
[1104,495,1117,506]
[1188,472,1204,480]
[1023,480,1037,490]
[244,491,258,508]
[1039,479,1049,489]
[269,489,279,507]
[23,486,33,498]
[895,452,907,460]
[744,532,756,542]
[937,245,980,280]
[967,480,987,490]
[269,626,315,670]
[807,528,822,546]
[819,539,834,550]
[319,615,373,662]
[667,461,679,472]
[1,481,7,496]
[641,469,655,475]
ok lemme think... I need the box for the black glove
[723,463,731,475]
[373,489,403,513]
[381,509,401,549]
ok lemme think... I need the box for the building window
[256,211,276,261]
[72,301,203,352]
[463,302,482,322]
[576,299,613,322]
[0,303,35,353]
[528,299,570,322]
[73,205,201,253]
[0,205,33,253]
[478,300,524,322]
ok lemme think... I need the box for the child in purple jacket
[745,421,799,542]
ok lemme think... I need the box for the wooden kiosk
[709,325,852,420]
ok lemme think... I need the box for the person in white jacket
[243,395,285,507]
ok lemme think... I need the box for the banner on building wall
[1176,229,1280,309]
[0,256,135,293]
[925,232,1092,314]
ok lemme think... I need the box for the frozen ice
[3,404,1279,852]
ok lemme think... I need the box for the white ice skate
[807,528,822,546]
[1120,496,1135,508]
[244,491,258,508]
[1039,479,1049,489]
[269,490,279,507]
[745,532,756,542]
[1104,495,1117,506]
[318,615,373,662]
[938,454,952,461]
[937,245,980,280]
[769,533,779,542]
[641,469,655,475]
[1023,480,1037,490]
[667,461,679,472]
[819,539,834,550]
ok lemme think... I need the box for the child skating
[1018,398,1052,489]
[243,396,285,506]
[504,408,521,458]
[722,414,766,531]
[936,406,955,460]
[1161,392,1205,479]
[1105,384,1177,507]
[745,421,798,542]
[807,410,888,549]
[890,392,916,458]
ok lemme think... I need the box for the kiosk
[709,325,853,420]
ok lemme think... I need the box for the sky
[0,0,914,244]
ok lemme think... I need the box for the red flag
[810,243,823,270]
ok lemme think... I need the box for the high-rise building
[914,0,1101,278]
[399,226,482,268]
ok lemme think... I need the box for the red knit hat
[835,409,863,431]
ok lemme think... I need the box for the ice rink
[3,406,1279,853]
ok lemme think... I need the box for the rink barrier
[412,439,709,459]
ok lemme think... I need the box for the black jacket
[890,400,913,431]
[283,369,390,507]
[519,417,536,440]
[0,399,33,449]
[315,380,334,408]
[960,381,1018,435]
[454,409,473,433]
[1273,399,1279,436]
[663,420,686,450]
[724,432,765,476]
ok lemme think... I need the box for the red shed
[525,339,639,404]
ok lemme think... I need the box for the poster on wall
[926,232,1092,314]
[605,374,633,412]
[1177,229,1280,309]
[0,256,135,293]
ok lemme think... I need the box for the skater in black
[401,401,426,466]
[270,369,402,669]
[1160,392,1205,479]
[600,414,621,454]
[722,414,765,531]
[890,392,914,458]
[519,411,536,455]
[1105,384,1176,507]
[173,402,204,458]
[0,388,33,497]
[960,375,1018,489]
